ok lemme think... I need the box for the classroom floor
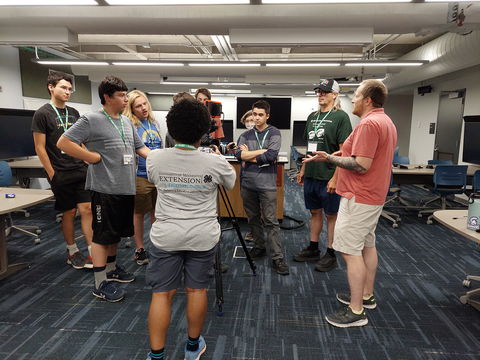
[1,178,480,360]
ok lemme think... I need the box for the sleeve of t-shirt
[146,150,159,184]
[31,109,47,134]
[215,156,236,190]
[235,133,247,161]
[63,115,90,145]
[337,113,353,144]
[350,121,379,159]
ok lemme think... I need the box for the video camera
[204,100,223,133]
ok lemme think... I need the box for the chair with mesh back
[381,171,401,228]
[473,170,480,193]
[428,159,453,165]
[418,165,468,224]
[288,146,303,181]
[0,161,41,243]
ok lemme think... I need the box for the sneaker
[107,265,136,283]
[184,335,206,360]
[92,280,125,302]
[336,293,377,309]
[244,230,253,242]
[67,251,87,269]
[293,247,320,262]
[314,252,338,272]
[325,306,368,328]
[248,247,267,261]
[272,259,290,275]
[84,255,94,269]
[135,248,149,265]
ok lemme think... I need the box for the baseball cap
[314,79,340,93]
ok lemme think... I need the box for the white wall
[0,46,23,109]
[409,71,480,165]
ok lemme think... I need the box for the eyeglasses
[315,90,331,96]
[115,93,128,99]
[58,85,74,94]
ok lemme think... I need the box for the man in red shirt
[303,80,397,328]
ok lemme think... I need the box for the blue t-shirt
[137,120,162,177]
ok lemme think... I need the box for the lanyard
[314,108,332,134]
[255,130,270,149]
[140,120,155,144]
[102,108,127,149]
[50,101,69,131]
[175,143,197,150]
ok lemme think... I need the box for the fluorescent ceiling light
[345,61,424,66]
[425,0,478,2]
[147,92,177,95]
[266,63,340,67]
[305,91,316,94]
[0,0,97,4]
[37,60,109,65]
[112,62,184,66]
[262,0,411,3]
[107,0,249,4]
[188,63,260,67]
[211,82,251,86]
[192,89,251,94]
[338,83,361,86]
[162,82,209,85]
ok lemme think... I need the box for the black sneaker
[107,265,136,283]
[293,247,320,262]
[248,247,267,260]
[314,252,338,272]
[93,280,125,302]
[337,293,377,309]
[244,230,254,242]
[273,259,290,275]
[135,248,149,265]
[325,306,368,328]
[67,251,87,269]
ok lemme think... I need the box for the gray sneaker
[336,293,377,309]
[67,251,87,269]
[314,252,338,272]
[326,306,368,328]
[273,259,290,275]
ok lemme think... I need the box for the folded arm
[57,136,101,164]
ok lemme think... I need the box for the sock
[308,241,319,251]
[87,245,92,257]
[94,266,107,289]
[66,244,79,256]
[349,306,363,315]
[106,255,116,273]
[327,247,335,257]
[363,294,373,300]
[186,336,200,351]
[150,348,164,359]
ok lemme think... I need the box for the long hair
[124,90,156,127]
[315,93,343,115]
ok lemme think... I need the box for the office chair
[418,165,468,224]
[394,146,399,157]
[288,146,303,181]
[381,171,402,228]
[473,170,480,193]
[0,161,41,244]
[427,160,453,165]
[392,155,410,165]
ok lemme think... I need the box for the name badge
[123,154,133,165]
[307,142,318,153]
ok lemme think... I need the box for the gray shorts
[146,244,216,292]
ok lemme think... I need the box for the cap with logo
[314,79,340,93]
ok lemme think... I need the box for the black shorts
[91,191,135,245]
[48,165,90,211]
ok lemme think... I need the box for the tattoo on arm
[327,155,367,173]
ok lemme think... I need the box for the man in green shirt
[294,79,352,271]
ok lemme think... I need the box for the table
[9,158,46,187]
[0,187,53,280]
[392,164,480,186]
[433,209,480,311]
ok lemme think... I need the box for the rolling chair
[473,170,480,193]
[394,146,399,157]
[288,146,303,181]
[381,171,402,228]
[0,161,42,244]
[418,165,468,224]
[427,160,453,165]
[393,155,410,165]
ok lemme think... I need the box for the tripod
[214,185,257,315]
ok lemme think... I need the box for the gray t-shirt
[63,109,144,195]
[147,148,236,252]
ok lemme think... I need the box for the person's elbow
[56,136,68,151]
[355,156,372,174]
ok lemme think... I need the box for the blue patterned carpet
[1,178,480,360]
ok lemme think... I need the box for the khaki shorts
[333,196,383,256]
[134,176,157,215]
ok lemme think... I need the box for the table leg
[0,214,29,280]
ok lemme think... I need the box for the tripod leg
[214,243,224,316]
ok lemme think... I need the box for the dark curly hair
[47,71,73,96]
[166,98,211,144]
[98,76,128,105]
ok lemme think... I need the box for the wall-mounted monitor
[236,97,292,130]
[292,121,308,147]
[463,115,480,165]
[221,120,233,143]
[0,108,37,160]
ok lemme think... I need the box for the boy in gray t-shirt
[58,76,150,303]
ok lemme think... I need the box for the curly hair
[166,98,211,144]
[98,76,128,105]
[47,71,73,96]
[124,90,156,127]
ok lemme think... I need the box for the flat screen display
[221,120,233,143]
[236,97,292,130]
[463,115,480,165]
[0,108,37,160]
[292,121,307,147]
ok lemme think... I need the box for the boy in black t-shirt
[31,71,93,269]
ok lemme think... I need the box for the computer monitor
[463,115,480,165]
[236,97,292,130]
[221,120,233,143]
[0,108,37,160]
[292,121,307,147]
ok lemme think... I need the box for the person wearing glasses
[31,71,94,270]
[293,79,352,272]
[57,76,150,302]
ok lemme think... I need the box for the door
[434,91,465,164]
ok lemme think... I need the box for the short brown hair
[47,71,73,96]
[195,88,211,101]
[360,80,388,108]
[240,110,253,124]
[252,100,270,115]
[173,91,195,104]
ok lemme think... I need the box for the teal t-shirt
[303,109,352,181]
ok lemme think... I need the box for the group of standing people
[30,71,396,359]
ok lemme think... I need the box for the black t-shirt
[31,102,85,171]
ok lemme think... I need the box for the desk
[9,158,45,187]
[392,165,480,186]
[0,187,53,280]
[433,209,480,311]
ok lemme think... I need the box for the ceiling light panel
[162,82,209,85]
[266,63,340,67]
[37,60,109,65]
[106,0,249,4]
[188,63,260,67]
[0,0,97,4]
[112,62,184,66]
[211,82,250,86]
[262,0,411,3]
[345,62,425,66]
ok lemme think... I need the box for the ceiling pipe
[383,30,480,90]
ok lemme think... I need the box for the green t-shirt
[303,109,352,180]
